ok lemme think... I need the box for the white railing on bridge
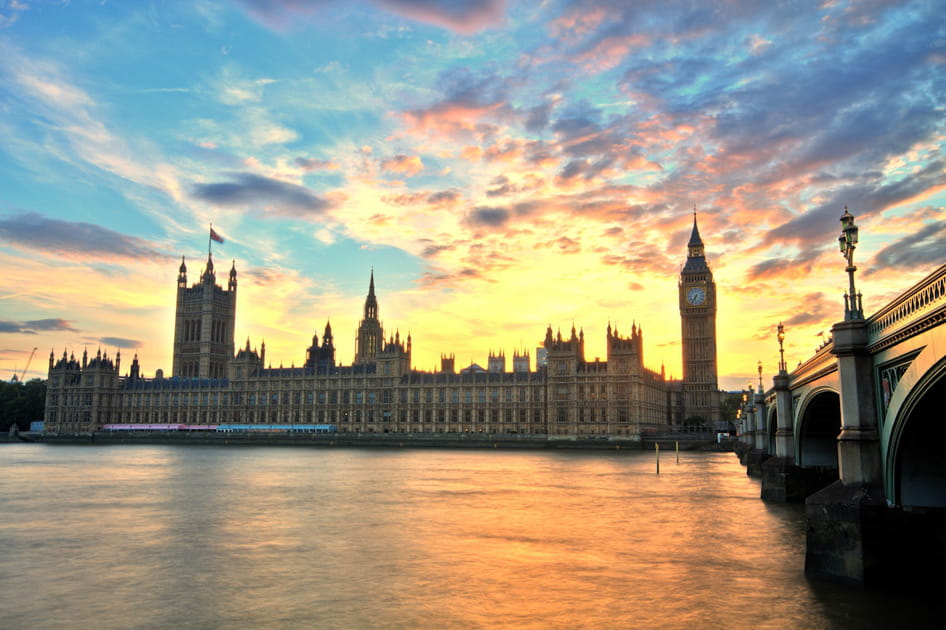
[867,263,946,348]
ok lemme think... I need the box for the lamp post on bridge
[831,205,879,489]
[838,207,863,320]
[743,379,769,477]
[805,205,885,586]
[754,363,767,453]
[777,322,786,373]
[738,388,750,450]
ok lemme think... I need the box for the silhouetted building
[44,219,721,437]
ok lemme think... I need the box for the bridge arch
[795,388,841,469]
[885,352,946,507]
[766,404,777,454]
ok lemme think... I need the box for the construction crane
[14,347,37,383]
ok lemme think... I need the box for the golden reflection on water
[0,445,938,629]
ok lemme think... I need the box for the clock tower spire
[679,211,719,425]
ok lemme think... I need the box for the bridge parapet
[789,342,836,389]
[867,263,946,352]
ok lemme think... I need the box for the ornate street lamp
[757,360,763,391]
[777,322,786,373]
[838,207,863,319]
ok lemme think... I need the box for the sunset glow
[1,0,943,389]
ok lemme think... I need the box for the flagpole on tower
[209,223,225,254]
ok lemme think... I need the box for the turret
[441,354,455,374]
[202,253,215,284]
[488,350,506,374]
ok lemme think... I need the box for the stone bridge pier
[804,317,888,587]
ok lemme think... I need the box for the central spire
[364,268,378,319]
[355,269,383,364]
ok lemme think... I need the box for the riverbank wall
[27,431,654,451]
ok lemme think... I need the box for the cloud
[0,212,165,260]
[420,242,456,258]
[400,67,514,140]
[0,318,77,334]
[0,45,185,205]
[426,189,461,205]
[295,157,340,171]
[382,154,425,177]
[746,256,818,282]
[235,0,507,33]
[781,293,831,327]
[765,160,945,254]
[191,172,333,216]
[100,337,142,349]
[466,206,510,228]
[869,220,946,274]
[376,0,506,34]
[417,266,487,288]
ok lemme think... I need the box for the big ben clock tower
[679,213,720,425]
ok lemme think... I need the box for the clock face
[686,286,706,305]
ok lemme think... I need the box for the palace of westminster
[43,218,721,437]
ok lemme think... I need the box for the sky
[0,0,943,391]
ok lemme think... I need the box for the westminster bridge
[734,237,945,587]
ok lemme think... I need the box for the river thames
[0,444,937,629]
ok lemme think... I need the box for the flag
[815,330,824,337]
[210,227,225,244]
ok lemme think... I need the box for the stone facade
[44,223,720,436]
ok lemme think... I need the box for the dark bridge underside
[799,391,840,469]
[897,370,946,508]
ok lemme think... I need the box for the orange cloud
[381,153,425,177]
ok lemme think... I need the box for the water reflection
[0,445,937,629]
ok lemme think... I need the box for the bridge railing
[867,263,946,350]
